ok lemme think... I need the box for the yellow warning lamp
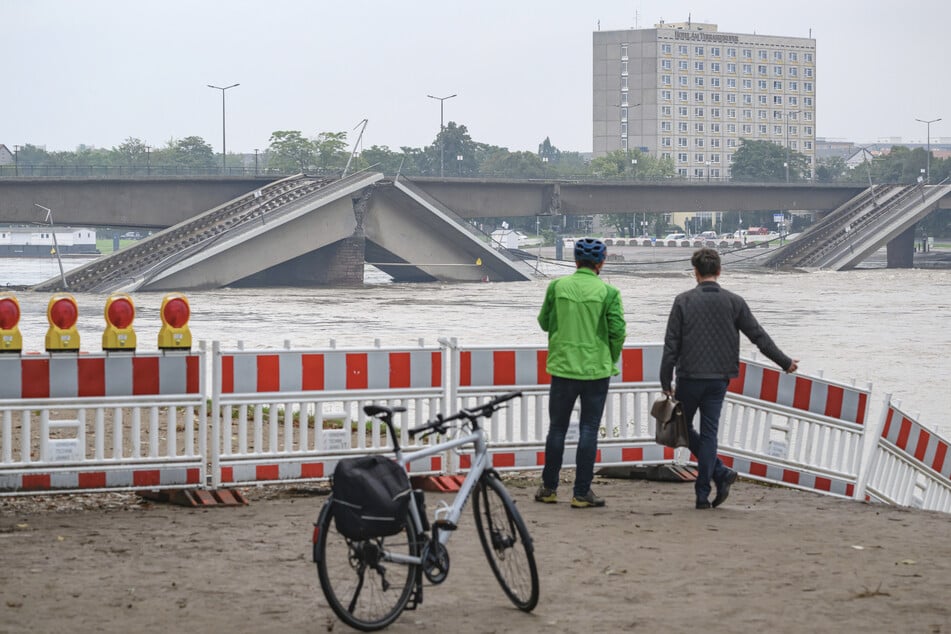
[102,293,137,351]
[45,293,80,352]
[158,293,192,350]
[0,293,23,352]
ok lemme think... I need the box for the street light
[915,117,942,183]
[207,83,240,172]
[145,145,151,176]
[254,148,259,175]
[34,204,68,290]
[705,160,711,182]
[427,93,457,177]
[13,144,19,177]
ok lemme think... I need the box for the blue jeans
[541,376,610,498]
[675,377,731,503]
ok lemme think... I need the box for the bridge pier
[886,225,916,268]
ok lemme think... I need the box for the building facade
[593,21,816,179]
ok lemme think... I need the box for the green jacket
[538,268,627,380]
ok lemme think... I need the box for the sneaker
[570,490,605,508]
[534,486,557,503]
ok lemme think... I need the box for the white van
[663,233,686,241]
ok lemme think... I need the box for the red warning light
[49,297,79,329]
[162,297,190,328]
[107,297,135,329]
[0,296,19,329]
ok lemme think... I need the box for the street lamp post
[427,93,457,177]
[915,117,942,183]
[207,83,240,173]
[145,145,151,176]
[34,204,68,290]
[13,144,20,177]
[254,149,259,175]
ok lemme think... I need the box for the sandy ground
[1,472,950,634]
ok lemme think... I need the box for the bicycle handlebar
[408,391,522,438]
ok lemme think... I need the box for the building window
[758,79,767,90]
[678,168,689,176]
[662,105,672,115]
[695,92,705,102]
[662,43,672,54]
[711,138,721,147]
[711,122,721,132]
[726,93,736,103]
[711,93,721,103]
[804,67,813,78]
[662,152,672,160]
[727,47,737,57]
[662,137,672,147]
[621,92,629,105]
[758,50,768,60]
[789,67,798,77]
[662,59,672,70]
[678,106,688,116]
[695,46,704,56]
[773,51,783,61]
[727,124,736,134]
[621,123,628,136]
[711,62,720,72]
[694,61,705,71]
[621,107,628,121]
[804,141,813,150]
[695,77,704,87]
[727,63,737,73]
[742,79,752,89]
[742,124,752,134]
[728,138,737,147]
[711,108,721,118]
[662,121,672,131]
[727,111,736,120]
[742,48,752,58]
[621,137,628,149]
[727,78,737,88]
[789,96,798,106]
[621,76,628,89]
[679,60,688,71]
[789,52,798,62]
[773,111,784,120]
[679,75,688,86]
[743,94,752,105]
[759,95,768,105]
[678,122,688,132]
[711,77,721,87]
[758,109,767,119]
[773,80,783,90]
[804,53,813,62]
[678,91,688,101]
[804,82,813,92]
[678,152,688,162]
[804,126,813,135]
[695,122,705,132]
[743,108,752,118]
[621,61,628,75]
[711,47,720,57]
[678,45,688,55]
[695,138,705,148]
[662,90,672,100]
[742,63,752,74]
[662,74,672,85]
[695,153,705,162]
[803,97,813,107]
[773,95,783,105]
[678,138,688,147]
[789,125,798,136]
[757,64,767,75]
[694,168,705,178]
[774,65,783,76]
[759,124,768,134]
[621,44,628,59]
[773,125,782,135]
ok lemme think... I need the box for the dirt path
[2,474,950,633]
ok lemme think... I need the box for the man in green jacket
[535,238,627,508]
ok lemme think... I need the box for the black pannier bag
[331,455,412,540]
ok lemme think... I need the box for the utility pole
[427,93,457,177]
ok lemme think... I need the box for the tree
[168,136,216,168]
[480,150,546,178]
[315,131,349,170]
[815,156,847,183]
[267,130,317,173]
[730,139,808,182]
[113,137,149,167]
[435,122,477,177]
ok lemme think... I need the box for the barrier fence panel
[861,400,951,513]
[715,358,874,499]
[451,342,670,473]
[0,350,206,495]
[210,340,449,488]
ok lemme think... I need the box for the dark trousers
[675,377,731,503]
[541,375,610,498]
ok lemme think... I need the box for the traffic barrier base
[411,474,466,492]
[139,488,249,507]
[598,464,699,482]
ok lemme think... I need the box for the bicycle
[312,391,539,631]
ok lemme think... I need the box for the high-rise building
[593,21,816,179]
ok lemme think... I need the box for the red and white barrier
[860,401,951,512]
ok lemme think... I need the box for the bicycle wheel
[314,497,420,631]
[472,472,540,611]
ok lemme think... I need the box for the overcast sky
[4,0,950,155]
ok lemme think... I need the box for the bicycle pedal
[432,519,458,531]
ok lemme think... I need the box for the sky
[3,0,951,155]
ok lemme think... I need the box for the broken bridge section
[765,182,951,270]
[32,172,533,292]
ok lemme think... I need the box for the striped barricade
[211,340,447,488]
[860,400,951,512]
[0,350,206,495]
[451,342,668,473]
[716,358,874,500]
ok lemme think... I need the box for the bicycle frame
[383,426,489,566]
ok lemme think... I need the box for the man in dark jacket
[660,248,798,509]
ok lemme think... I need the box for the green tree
[315,131,349,170]
[480,150,546,178]
[267,130,317,173]
[167,136,216,168]
[730,139,808,182]
[815,156,847,183]
[113,137,149,167]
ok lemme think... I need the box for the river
[2,253,949,437]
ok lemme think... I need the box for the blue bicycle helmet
[574,238,607,264]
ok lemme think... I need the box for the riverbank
[2,472,949,633]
